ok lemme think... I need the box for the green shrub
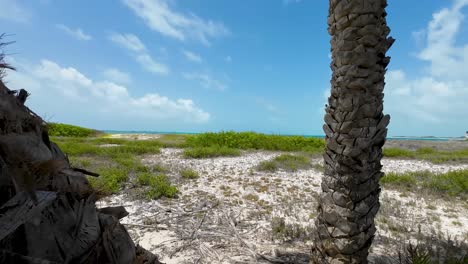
[147,175,178,199]
[48,123,101,137]
[257,154,311,172]
[183,146,241,158]
[416,147,436,154]
[383,148,415,158]
[274,154,310,171]
[136,172,154,186]
[383,147,468,163]
[257,161,278,172]
[136,173,178,199]
[69,156,92,167]
[89,167,129,195]
[180,169,199,179]
[52,137,160,195]
[152,164,167,173]
[423,169,468,196]
[381,169,468,198]
[381,172,418,186]
[56,141,101,156]
[156,134,189,148]
[53,137,161,157]
[186,131,325,152]
[92,137,127,145]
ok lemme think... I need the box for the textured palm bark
[311,0,394,263]
[0,36,162,263]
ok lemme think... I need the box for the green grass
[257,160,278,172]
[383,147,468,163]
[186,131,325,152]
[182,131,324,158]
[257,154,311,172]
[152,164,167,173]
[156,134,189,148]
[47,123,102,137]
[381,169,468,198]
[137,173,178,199]
[383,148,415,158]
[136,172,155,186]
[89,167,129,195]
[183,146,241,158]
[52,137,161,156]
[180,168,199,179]
[52,136,162,195]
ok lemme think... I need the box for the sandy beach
[95,137,468,263]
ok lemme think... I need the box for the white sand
[107,133,162,140]
[97,149,468,263]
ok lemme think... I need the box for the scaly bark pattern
[312,0,394,263]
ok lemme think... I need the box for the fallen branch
[71,168,99,177]
[225,211,287,264]
[123,223,167,230]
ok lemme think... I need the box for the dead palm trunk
[0,35,161,264]
[312,0,394,263]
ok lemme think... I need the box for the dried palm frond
[0,33,15,80]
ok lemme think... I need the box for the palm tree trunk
[312,0,394,263]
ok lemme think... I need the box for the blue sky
[1,0,468,137]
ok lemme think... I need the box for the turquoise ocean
[104,130,465,142]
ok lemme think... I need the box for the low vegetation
[180,168,199,179]
[182,131,326,158]
[186,131,325,153]
[53,137,161,156]
[154,134,190,148]
[271,217,311,241]
[53,136,161,195]
[383,147,468,163]
[51,130,468,262]
[47,123,101,137]
[386,242,468,264]
[185,133,468,163]
[257,154,311,172]
[53,129,468,164]
[88,167,129,195]
[183,146,241,158]
[381,169,468,198]
[136,173,178,199]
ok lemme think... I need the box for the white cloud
[386,71,467,123]
[123,0,229,45]
[109,33,169,75]
[183,72,227,91]
[416,2,468,79]
[56,24,92,41]
[34,60,92,87]
[109,33,146,52]
[411,29,426,45]
[136,54,169,75]
[5,59,210,126]
[182,50,202,63]
[385,0,468,135]
[102,68,132,84]
[130,95,209,121]
[0,0,30,23]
